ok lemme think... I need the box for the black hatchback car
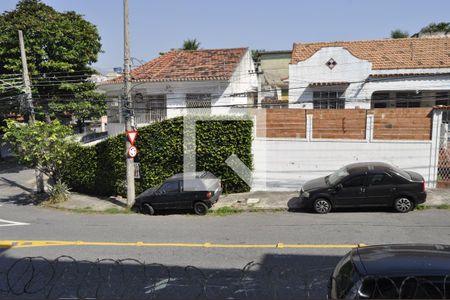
[299,162,426,214]
[133,171,221,215]
[329,244,450,299]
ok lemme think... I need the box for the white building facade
[289,38,450,111]
[98,48,258,135]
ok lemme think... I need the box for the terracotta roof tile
[291,37,450,69]
[104,48,248,84]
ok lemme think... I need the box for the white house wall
[289,47,450,109]
[252,139,434,191]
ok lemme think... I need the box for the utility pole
[18,30,35,123]
[123,0,135,207]
[18,30,44,193]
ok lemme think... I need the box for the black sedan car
[299,162,426,214]
[329,244,450,299]
[133,171,221,215]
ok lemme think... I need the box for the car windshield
[327,167,350,185]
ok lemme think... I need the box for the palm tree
[182,39,201,50]
[420,22,450,34]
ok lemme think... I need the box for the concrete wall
[288,46,450,108]
[252,109,441,191]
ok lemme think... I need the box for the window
[395,91,421,108]
[342,175,365,188]
[313,91,345,109]
[371,92,390,108]
[107,97,120,123]
[159,181,179,193]
[368,174,394,186]
[186,94,212,115]
[134,94,167,124]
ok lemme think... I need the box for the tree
[0,0,105,131]
[390,29,409,39]
[182,39,201,50]
[3,119,75,185]
[419,22,450,34]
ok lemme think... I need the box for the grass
[42,205,132,215]
[416,204,450,210]
[210,206,286,216]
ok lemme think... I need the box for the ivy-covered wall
[63,117,253,196]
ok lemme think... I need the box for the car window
[368,174,394,186]
[328,167,350,185]
[342,175,365,188]
[159,181,179,193]
[335,259,356,298]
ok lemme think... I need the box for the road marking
[0,240,367,249]
[0,218,30,227]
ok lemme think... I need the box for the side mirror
[335,184,343,191]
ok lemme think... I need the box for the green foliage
[2,119,75,181]
[390,29,409,39]
[420,22,450,34]
[182,39,201,50]
[0,0,104,123]
[47,180,71,204]
[62,117,253,196]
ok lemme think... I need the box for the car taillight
[206,191,212,199]
[422,180,426,192]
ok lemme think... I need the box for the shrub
[47,180,71,204]
[63,117,253,196]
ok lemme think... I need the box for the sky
[0,0,449,73]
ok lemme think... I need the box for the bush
[47,180,71,204]
[63,117,253,196]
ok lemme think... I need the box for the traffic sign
[126,130,138,145]
[128,146,138,158]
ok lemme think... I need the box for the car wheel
[313,198,332,214]
[141,203,154,215]
[394,197,413,213]
[194,202,208,216]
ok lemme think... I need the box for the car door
[365,173,397,206]
[178,180,197,209]
[333,174,367,207]
[153,181,181,210]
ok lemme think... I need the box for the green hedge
[62,117,253,196]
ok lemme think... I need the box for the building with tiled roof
[288,37,450,112]
[98,48,258,135]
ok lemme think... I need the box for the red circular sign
[128,146,138,158]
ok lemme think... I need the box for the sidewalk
[1,160,449,212]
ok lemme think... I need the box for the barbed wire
[0,255,335,299]
[0,255,448,299]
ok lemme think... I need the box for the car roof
[346,162,392,174]
[167,171,211,181]
[352,244,450,276]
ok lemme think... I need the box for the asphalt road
[1,201,450,299]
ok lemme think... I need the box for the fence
[252,108,440,191]
[257,108,433,140]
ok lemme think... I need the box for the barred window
[186,94,212,115]
[107,97,120,123]
[313,91,345,109]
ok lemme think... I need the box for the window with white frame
[313,91,345,109]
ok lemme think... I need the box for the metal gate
[437,123,450,188]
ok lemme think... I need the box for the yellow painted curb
[0,240,367,249]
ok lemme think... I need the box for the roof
[291,37,450,69]
[103,48,248,84]
[353,244,450,276]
